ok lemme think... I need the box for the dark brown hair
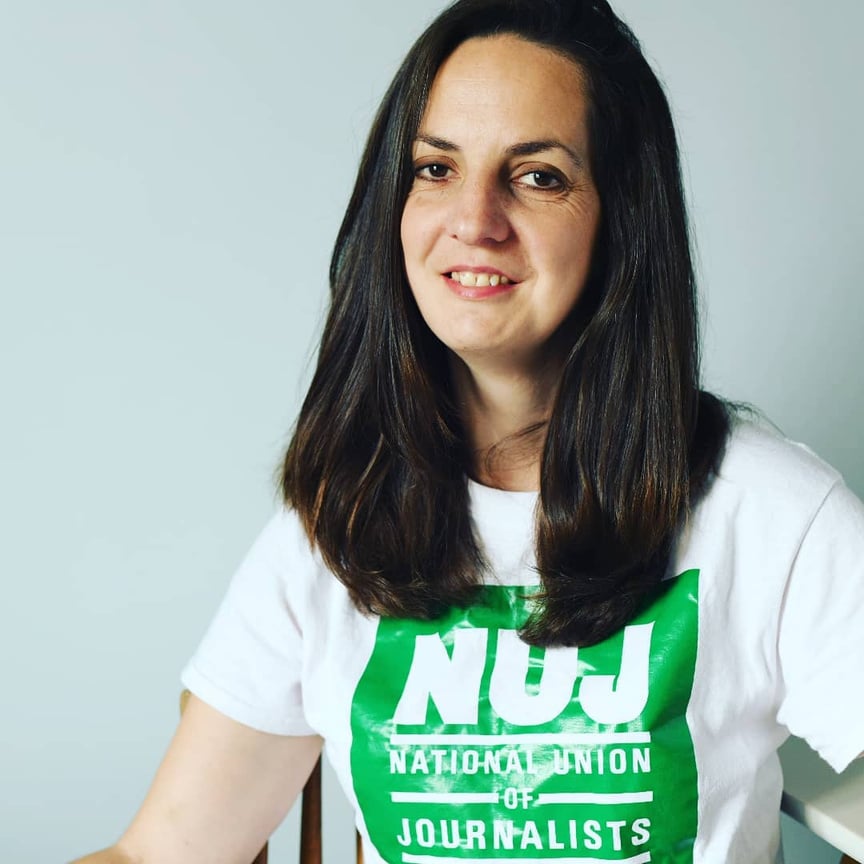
[282,0,728,646]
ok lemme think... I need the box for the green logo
[351,570,699,863]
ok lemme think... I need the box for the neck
[451,353,561,491]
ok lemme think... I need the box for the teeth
[450,271,510,287]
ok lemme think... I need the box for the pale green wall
[1,1,860,861]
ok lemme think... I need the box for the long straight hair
[283,0,728,646]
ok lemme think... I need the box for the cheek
[399,206,411,256]
[400,200,424,267]
[535,225,598,321]
[543,215,598,283]
[400,204,432,314]
[400,195,445,269]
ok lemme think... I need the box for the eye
[415,162,452,181]
[515,169,566,191]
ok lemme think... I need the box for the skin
[68,695,321,864]
[400,34,601,490]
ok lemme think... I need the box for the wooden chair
[179,691,362,864]
[180,692,861,864]
[295,755,364,864]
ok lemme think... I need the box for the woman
[72,0,864,862]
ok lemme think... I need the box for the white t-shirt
[182,420,864,864]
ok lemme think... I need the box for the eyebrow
[414,133,586,171]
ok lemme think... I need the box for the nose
[446,176,511,245]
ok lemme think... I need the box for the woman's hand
[69,693,322,864]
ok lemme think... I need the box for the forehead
[420,34,589,140]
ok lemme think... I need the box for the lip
[445,265,516,278]
[442,265,519,300]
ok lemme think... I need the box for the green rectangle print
[350,570,700,864]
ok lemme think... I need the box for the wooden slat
[299,757,323,864]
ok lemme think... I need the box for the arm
[70,694,322,864]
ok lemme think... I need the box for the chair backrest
[179,690,362,864]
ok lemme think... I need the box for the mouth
[446,269,513,288]
[442,269,518,300]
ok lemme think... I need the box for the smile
[448,271,512,287]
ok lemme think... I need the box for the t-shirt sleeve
[181,509,317,736]
[776,480,864,772]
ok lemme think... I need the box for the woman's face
[400,34,601,374]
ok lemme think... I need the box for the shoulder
[711,415,841,508]
[682,415,848,572]
[227,505,329,605]
[252,505,315,559]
